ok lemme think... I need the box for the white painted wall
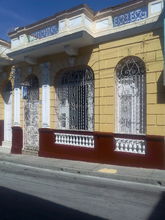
[149,0,163,15]
[69,16,82,27]
[96,19,109,30]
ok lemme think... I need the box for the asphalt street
[0,161,165,220]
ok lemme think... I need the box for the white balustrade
[55,133,94,148]
[115,138,146,154]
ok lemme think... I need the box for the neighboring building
[0,39,12,148]
[0,0,165,169]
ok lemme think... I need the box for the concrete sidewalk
[0,151,165,186]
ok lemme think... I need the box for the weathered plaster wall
[95,28,165,136]
[14,28,165,136]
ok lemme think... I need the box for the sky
[0,0,130,41]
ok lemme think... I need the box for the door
[24,75,39,151]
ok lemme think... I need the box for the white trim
[14,88,20,125]
[4,91,12,142]
[42,85,50,127]
[115,137,146,154]
[95,18,111,31]
[55,133,94,148]
[14,68,21,126]
[40,62,50,128]
[148,0,163,16]
[69,15,82,28]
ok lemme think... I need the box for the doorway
[23,75,39,152]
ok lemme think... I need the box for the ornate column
[13,67,21,126]
[40,62,50,128]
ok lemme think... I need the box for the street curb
[50,167,165,187]
[0,155,165,187]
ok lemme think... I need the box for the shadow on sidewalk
[0,187,107,220]
[148,191,165,220]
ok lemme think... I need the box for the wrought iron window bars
[55,67,94,131]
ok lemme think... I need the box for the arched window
[116,56,146,134]
[55,67,94,131]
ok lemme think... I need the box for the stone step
[0,141,12,153]
[1,141,11,148]
[22,149,38,156]
[0,146,11,154]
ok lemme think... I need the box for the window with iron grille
[55,67,94,131]
[116,56,146,134]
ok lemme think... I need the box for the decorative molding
[9,66,16,82]
[55,133,94,148]
[9,0,163,55]
[115,137,146,154]
[29,24,58,42]
[113,6,148,27]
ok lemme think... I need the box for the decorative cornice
[8,0,155,38]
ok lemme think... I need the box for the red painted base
[11,126,23,154]
[39,129,165,170]
[10,127,165,169]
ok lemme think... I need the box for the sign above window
[113,6,148,27]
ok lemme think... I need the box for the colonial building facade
[0,0,165,169]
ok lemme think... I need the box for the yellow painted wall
[1,28,164,136]
[95,28,165,136]
[42,28,164,136]
[0,68,11,121]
